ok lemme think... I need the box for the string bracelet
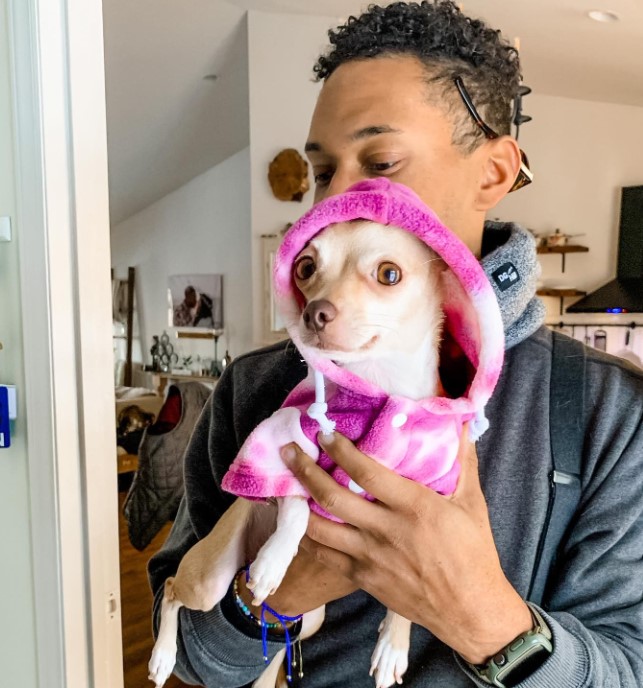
[233,565,304,682]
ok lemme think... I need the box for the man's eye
[376,262,402,285]
[368,161,399,174]
[294,256,316,281]
[313,170,333,186]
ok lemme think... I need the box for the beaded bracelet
[233,565,304,682]
[232,571,282,630]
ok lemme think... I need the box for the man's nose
[303,299,337,332]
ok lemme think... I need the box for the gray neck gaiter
[481,221,546,349]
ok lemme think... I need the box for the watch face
[496,645,551,688]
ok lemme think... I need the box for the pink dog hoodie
[222,179,505,520]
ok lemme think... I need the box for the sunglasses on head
[453,76,533,193]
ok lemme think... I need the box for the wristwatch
[467,603,553,687]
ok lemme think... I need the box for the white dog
[149,220,445,688]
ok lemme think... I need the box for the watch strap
[467,603,553,687]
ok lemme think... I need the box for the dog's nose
[303,299,337,332]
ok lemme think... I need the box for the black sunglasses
[453,77,533,193]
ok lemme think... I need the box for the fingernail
[318,431,335,446]
[280,444,296,464]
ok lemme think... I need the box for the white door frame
[9,0,123,686]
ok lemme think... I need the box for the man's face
[306,55,490,253]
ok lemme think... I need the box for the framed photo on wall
[168,274,223,330]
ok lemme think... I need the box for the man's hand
[238,545,357,622]
[276,425,532,664]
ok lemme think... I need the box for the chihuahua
[148,220,445,688]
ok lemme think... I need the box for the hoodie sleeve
[221,406,319,500]
[147,344,306,688]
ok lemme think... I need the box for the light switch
[0,216,11,242]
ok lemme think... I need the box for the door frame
[9,0,123,686]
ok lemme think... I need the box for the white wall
[110,147,252,364]
[494,93,643,359]
[0,2,38,684]
[247,10,335,345]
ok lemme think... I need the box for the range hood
[567,185,643,313]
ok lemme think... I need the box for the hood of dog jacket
[222,179,505,518]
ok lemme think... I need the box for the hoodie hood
[221,179,505,511]
[273,178,505,418]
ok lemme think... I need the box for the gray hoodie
[148,223,643,687]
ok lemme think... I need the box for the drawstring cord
[306,369,336,435]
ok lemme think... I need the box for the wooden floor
[118,490,189,688]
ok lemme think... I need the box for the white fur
[370,610,412,688]
[343,332,440,400]
[247,496,310,604]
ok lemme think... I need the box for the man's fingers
[452,423,485,506]
[281,442,380,526]
[315,432,412,509]
[305,511,365,556]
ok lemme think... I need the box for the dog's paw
[148,643,176,688]
[369,643,409,688]
[247,553,289,606]
[369,623,409,688]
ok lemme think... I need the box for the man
[149,2,643,686]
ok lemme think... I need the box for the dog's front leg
[369,610,412,688]
[247,496,309,606]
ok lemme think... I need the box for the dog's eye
[377,262,402,286]
[294,256,316,281]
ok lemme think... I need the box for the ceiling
[103,0,643,225]
[103,0,250,224]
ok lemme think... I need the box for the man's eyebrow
[305,125,402,153]
[350,125,401,140]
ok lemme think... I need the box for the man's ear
[474,136,522,211]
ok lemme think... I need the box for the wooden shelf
[537,288,587,315]
[537,288,587,297]
[176,330,223,340]
[536,245,589,254]
[536,245,589,272]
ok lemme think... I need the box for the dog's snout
[303,299,337,332]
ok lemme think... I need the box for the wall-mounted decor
[261,233,287,344]
[168,274,223,330]
[268,148,309,202]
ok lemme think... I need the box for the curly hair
[313,1,521,151]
